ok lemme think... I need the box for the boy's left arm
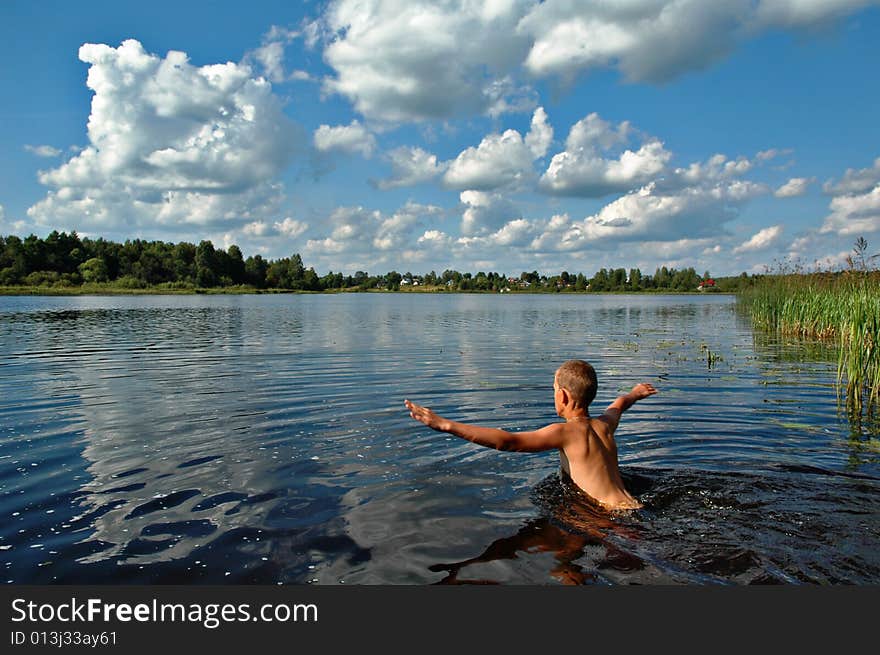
[599,383,658,431]
[405,399,566,452]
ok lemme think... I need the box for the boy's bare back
[405,360,657,511]
[556,412,643,510]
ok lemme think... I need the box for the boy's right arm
[405,399,567,452]
[598,383,657,431]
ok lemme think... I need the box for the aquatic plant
[739,256,879,415]
[699,343,723,369]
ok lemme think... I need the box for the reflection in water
[428,475,653,585]
[1,293,878,584]
[428,518,603,585]
[428,468,880,585]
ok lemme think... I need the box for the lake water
[1,293,878,585]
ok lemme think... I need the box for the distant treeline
[0,231,758,292]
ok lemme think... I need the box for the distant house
[697,278,716,291]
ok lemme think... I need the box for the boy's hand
[405,399,450,432]
[630,383,658,400]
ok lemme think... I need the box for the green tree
[629,268,642,291]
[266,259,288,288]
[474,271,490,290]
[386,270,402,290]
[79,257,109,283]
[227,245,246,285]
[195,240,218,287]
[591,268,610,291]
[353,270,370,290]
[244,255,269,287]
[173,242,197,284]
[138,242,174,284]
[321,271,344,289]
[0,235,26,284]
[654,266,671,288]
[87,238,122,280]
[289,253,305,280]
[302,267,321,291]
[22,234,46,274]
[42,230,83,274]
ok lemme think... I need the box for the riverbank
[0,284,730,296]
[0,284,266,296]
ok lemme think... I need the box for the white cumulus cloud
[733,225,784,253]
[823,157,880,195]
[313,120,377,158]
[819,157,880,236]
[775,177,812,197]
[672,153,754,186]
[416,229,455,252]
[313,0,532,122]
[820,185,880,236]
[305,206,379,255]
[520,0,876,83]
[519,1,732,82]
[311,1,875,123]
[754,0,878,28]
[485,218,535,247]
[24,144,62,158]
[539,113,671,197]
[459,190,522,236]
[243,220,270,237]
[531,169,768,252]
[246,26,302,84]
[274,217,308,238]
[525,106,553,158]
[443,106,549,190]
[443,130,535,190]
[27,39,302,237]
[374,146,447,190]
[305,202,441,264]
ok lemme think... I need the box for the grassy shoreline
[738,272,879,414]
[0,283,732,296]
[1,284,268,296]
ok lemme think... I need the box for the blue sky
[1,0,878,277]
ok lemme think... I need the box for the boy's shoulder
[589,413,617,435]
[554,415,614,440]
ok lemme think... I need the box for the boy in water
[405,359,657,511]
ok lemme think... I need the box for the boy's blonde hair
[555,360,598,409]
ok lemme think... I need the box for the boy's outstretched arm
[404,399,566,453]
[598,383,658,432]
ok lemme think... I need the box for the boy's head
[554,360,598,411]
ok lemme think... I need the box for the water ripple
[1,293,877,584]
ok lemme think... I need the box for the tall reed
[739,271,879,415]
